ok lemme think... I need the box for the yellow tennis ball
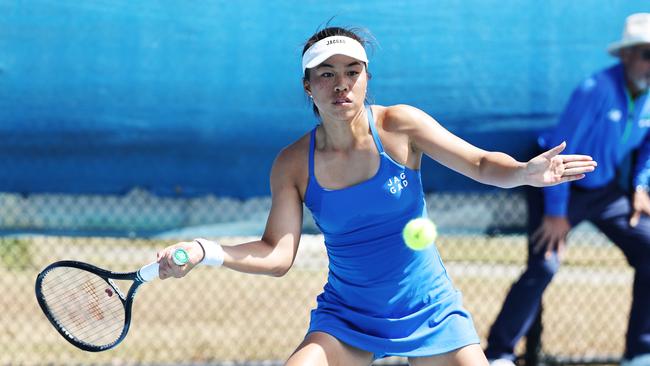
[402,218,437,250]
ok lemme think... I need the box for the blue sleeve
[634,131,650,189]
[541,78,603,217]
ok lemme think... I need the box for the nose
[334,75,348,92]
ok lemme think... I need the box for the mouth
[333,97,352,105]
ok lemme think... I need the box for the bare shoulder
[270,131,310,196]
[379,104,433,133]
[274,132,309,171]
[370,104,426,166]
[373,104,448,159]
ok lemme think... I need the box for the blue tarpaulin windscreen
[1,1,647,198]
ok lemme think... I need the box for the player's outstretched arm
[384,104,596,188]
[158,147,304,279]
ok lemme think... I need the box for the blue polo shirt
[540,63,650,217]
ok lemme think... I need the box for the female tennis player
[156,26,597,366]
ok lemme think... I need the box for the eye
[347,70,360,77]
[319,72,334,78]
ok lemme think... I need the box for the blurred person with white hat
[486,13,650,366]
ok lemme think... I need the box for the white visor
[301,36,368,74]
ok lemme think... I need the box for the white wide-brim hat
[608,13,650,56]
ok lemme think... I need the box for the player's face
[622,44,650,94]
[304,54,368,121]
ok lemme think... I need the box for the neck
[318,107,369,151]
[624,66,647,100]
[627,80,644,100]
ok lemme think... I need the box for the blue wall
[1,1,648,198]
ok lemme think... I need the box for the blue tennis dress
[304,106,479,359]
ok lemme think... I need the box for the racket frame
[34,260,146,352]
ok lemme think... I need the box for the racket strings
[39,267,126,347]
[44,285,123,340]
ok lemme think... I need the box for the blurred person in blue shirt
[486,13,650,366]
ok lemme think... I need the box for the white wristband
[194,238,224,267]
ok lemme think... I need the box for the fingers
[552,238,566,261]
[159,247,177,279]
[563,166,595,176]
[543,141,566,158]
[157,248,170,279]
[532,233,555,257]
[537,142,567,162]
[531,226,542,245]
[552,160,595,182]
[538,154,596,186]
[563,161,597,169]
[557,160,597,177]
[558,155,596,163]
[532,226,549,254]
[554,174,586,184]
[157,243,195,280]
[532,225,565,260]
[532,236,545,254]
[630,210,641,228]
[534,235,564,260]
[635,191,650,216]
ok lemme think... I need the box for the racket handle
[172,248,190,265]
[138,248,190,282]
[138,262,160,282]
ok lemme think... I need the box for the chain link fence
[0,190,631,365]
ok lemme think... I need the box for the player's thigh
[285,331,373,366]
[408,344,488,366]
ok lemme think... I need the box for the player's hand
[532,215,571,259]
[630,186,650,227]
[524,142,597,187]
[157,241,205,279]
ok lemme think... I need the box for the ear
[303,79,312,96]
[619,47,634,64]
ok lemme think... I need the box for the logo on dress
[385,172,408,195]
[608,109,622,123]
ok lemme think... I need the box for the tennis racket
[34,248,190,352]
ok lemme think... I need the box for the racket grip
[138,262,160,282]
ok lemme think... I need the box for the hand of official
[630,186,650,227]
[532,216,571,259]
